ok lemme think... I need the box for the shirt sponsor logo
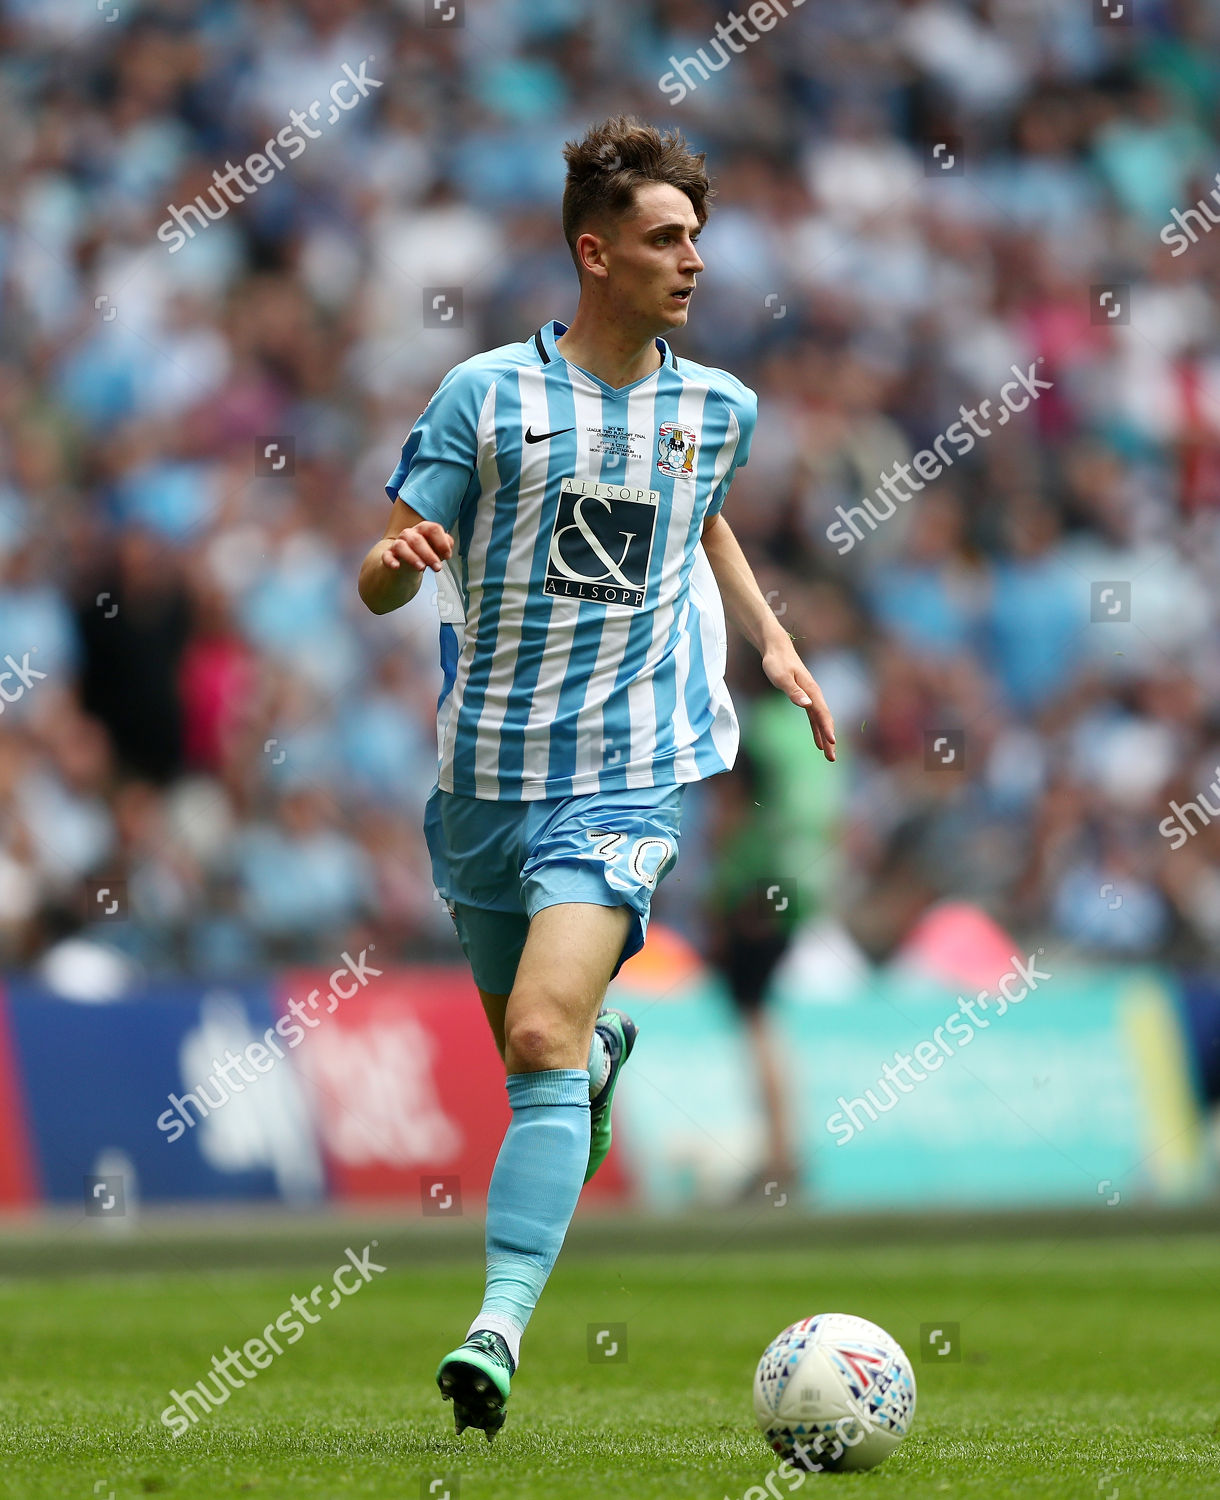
[544,477,660,608]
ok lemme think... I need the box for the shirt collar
[533,319,678,375]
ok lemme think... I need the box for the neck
[555,302,664,389]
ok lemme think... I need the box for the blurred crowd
[2,0,1220,984]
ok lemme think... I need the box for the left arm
[700,512,836,762]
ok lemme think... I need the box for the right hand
[380,520,454,573]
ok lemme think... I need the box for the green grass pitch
[2,1220,1219,1498]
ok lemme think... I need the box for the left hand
[761,641,837,762]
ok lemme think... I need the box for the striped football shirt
[385,318,756,801]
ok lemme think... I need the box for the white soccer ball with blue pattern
[753,1312,916,1472]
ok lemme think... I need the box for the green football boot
[436,1330,515,1440]
[585,1008,638,1183]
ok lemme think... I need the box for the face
[580,180,705,336]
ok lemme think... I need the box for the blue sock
[468,1068,590,1366]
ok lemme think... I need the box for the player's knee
[503,999,580,1072]
[504,1017,562,1072]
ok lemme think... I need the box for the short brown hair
[561,115,712,269]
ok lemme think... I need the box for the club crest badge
[657,422,697,478]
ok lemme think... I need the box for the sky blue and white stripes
[386,319,755,801]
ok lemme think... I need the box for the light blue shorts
[424,783,685,995]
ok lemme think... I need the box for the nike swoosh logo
[524,426,575,444]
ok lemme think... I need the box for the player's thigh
[519,784,684,984]
[507,901,633,1050]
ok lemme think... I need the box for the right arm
[357,497,454,615]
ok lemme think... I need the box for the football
[753,1312,917,1472]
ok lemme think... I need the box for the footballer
[357,115,835,1440]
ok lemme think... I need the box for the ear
[575,228,610,281]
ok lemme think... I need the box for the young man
[357,116,835,1440]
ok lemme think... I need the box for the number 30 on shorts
[586,829,675,889]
